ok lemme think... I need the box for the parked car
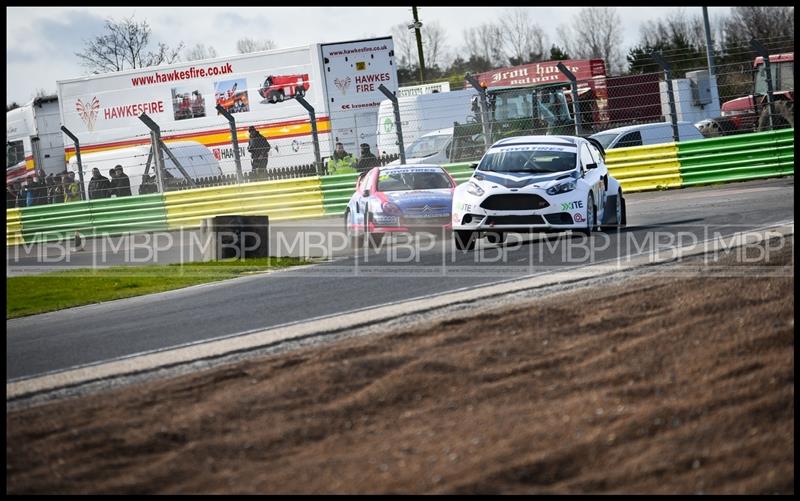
[589,121,704,150]
[344,165,457,248]
[388,127,454,165]
[451,135,626,251]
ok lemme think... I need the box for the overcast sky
[6,6,732,105]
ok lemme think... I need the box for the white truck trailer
[52,37,397,180]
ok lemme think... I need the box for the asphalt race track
[6,177,794,381]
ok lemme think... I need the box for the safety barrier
[7,129,794,245]
[163,177,325,229]
[604,143,682,193]
[6,208,23,246]
[677,129,794,186]
[17,195,168,244]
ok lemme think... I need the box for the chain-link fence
[7,36,793,209]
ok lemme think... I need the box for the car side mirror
[586,163,598,170]
[469,162,478,170]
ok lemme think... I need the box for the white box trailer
[55,37,397,179]
[6,95,66,184]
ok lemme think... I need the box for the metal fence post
[750,38,775,130]
[59,126,86,201]
[378,84,405,164]
[215,104,244,183]
[651,51,680,142]
[465,73,492,151]
[138,113,165,193]
[557,62,583,135]
[295,95,322,176]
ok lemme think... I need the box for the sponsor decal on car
[561,200,584,211]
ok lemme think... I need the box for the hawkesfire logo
[76,97,100,131]
[334,77,351,95]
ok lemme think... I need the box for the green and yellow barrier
[163,177,325,229]
[6,129,794,246]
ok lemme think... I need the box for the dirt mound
[6,242,794,494]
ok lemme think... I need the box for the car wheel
[575,192,595,237]
[277,90,285,102]
[345,210,362,249]
[454,229,477,251]
[620,194,627,227]
[485,231,506,244]
[364,211,385,249]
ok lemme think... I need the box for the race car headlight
[546,180,577,196]
[466,181,484,197]
[381,202,402,215]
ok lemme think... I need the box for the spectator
[7,182,21,209]
[29,173,49,206]
[21,177,34,207]
[108,168,118,196]
[50,174,64,204]
[138,173,158,195]
[64,172,81,202]
[88,168,112,199]
[112,165,132,197]
[355,143,380,174]
[247,126,271,173]
[326,142,357,174]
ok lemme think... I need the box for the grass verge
[7,257,310,319]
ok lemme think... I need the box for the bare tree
[557,7,623,73]
[463,22,505,66]
[640,9,706,50]
[184,43,218,62]
[722,6,794,51]
[391,23,418,68]
[498,8,546,65]
[236,37,277,54]
[423,20,448,69]
[76,15,183,73]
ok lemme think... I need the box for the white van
[388,127,454,165]
[67,140,223,197]
[376,90,478,157]
[589,121,704,150]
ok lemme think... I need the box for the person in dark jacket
[247,126,271,173]
[355,143,381,174]
[49,174,64,204]
[88,168,112,199]
[138,174,158,195]
[7,182,21,208]
[29,173,49,206]
[112,165,132,196]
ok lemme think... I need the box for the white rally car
[451,135,626,250]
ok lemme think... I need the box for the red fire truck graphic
[258,74,310,103]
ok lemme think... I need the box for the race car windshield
[406,134,451,159]
[477,149,577,173]
[377,171,453,191]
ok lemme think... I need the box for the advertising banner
[320,37,397,155]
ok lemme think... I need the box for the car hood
[471,170,578,190]
[384,189,453,210]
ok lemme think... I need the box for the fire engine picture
[214,78,250,114]
[258,74,310,104]
[171,86,206,121]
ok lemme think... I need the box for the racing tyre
[485,231,506,245]
[454,230,477,251]
[620,193,627,228]
[345,211,362,249]
[575,193,595,237]
[364,212,385,249]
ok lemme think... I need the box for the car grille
[480,194,549,211]
[402,216,451,226]
[404,205,449,216]
[485,215,545,226]
[544,212,574,225]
